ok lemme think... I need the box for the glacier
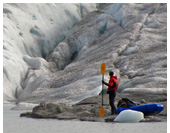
[3,3,167,105]
[3,3,97,101]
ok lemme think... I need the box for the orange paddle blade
[99,106,105,117]
[101,63,106,75]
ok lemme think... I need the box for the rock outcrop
[20,92,167,122]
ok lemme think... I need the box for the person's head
[109,70,114,77]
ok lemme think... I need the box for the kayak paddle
[100,63,106,117]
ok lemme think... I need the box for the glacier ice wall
[3,3,97,101]
[3,3,167,104]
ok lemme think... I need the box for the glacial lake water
[3,104,167,133]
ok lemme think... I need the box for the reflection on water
[3,104,167,133]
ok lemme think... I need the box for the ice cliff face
[3,3,167,104]
[3,3,97,101]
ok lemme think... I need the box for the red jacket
[105,76,119,91]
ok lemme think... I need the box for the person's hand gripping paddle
[100,63,106,117]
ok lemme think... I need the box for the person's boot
[111,106,117,115]
[111,107,114,115]
[113,106,117,114]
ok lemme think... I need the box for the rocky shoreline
[20,92,167,122]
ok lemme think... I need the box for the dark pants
[108,91,116,114]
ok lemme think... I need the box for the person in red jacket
[102,70,119,115]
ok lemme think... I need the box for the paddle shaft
[102,75,104,106]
